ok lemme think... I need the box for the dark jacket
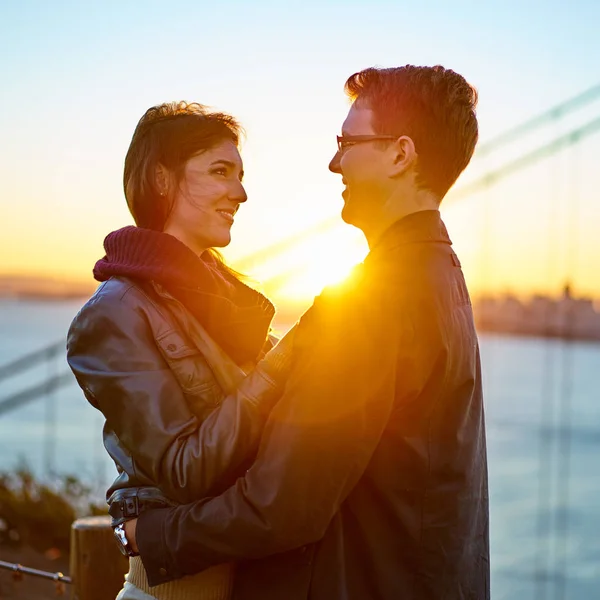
[137,210,490,600]
[67,277,283,511]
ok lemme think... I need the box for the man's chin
[340,203,368,238]
[341,203,357,227]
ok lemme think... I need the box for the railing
[0,516,128,599]
[0,341,63,381]
[0,339,76,478]
[0,340,72,418]
[0,559,71,595]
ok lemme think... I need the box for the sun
[275,246,361,299]
[248,225,367,302]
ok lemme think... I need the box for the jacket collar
[368,210,451,258]
[93,226,275,365]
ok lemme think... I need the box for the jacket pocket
[155,329,224,409]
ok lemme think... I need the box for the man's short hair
[345,65,478,199]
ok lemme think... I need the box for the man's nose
[329,151,342,174]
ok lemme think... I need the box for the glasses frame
[336,134,398,153]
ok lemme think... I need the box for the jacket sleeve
[136,281,431,586]
[66,287,289,505]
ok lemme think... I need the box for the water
[0,298,111,490]
[0,299,599,598]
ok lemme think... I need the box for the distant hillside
[0,275,96,300]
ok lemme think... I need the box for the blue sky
[1,0,600,299]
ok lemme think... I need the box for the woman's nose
[233,181,248,203]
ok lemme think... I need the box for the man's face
[328,103,393,232]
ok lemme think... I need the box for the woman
[67,102,293,600]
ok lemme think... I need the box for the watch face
[113,525,129,556]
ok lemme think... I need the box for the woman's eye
[212,168,227,176]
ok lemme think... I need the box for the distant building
[473,284,600,342]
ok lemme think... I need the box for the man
[127,65,489,599]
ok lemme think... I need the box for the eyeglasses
[336,134,398,153]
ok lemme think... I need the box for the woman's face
[164,140,247,253]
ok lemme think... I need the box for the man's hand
[124,518,139,553]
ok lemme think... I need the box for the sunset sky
[2,0,600,306]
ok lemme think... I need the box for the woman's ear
[389,135,417,178]
[155,164,170,197]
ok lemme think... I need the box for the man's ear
[389,135,417,178]
[155,164,170,197]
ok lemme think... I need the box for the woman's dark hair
[124,101,241,231]
[124,101,245,279]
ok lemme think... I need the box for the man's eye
[212,168,227,176]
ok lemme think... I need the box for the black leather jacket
[67,276,284,519]
[135,211,490,600]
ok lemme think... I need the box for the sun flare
[241,224,367,302]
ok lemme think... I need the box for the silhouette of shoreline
[0,275,95,301]
[2,276,599,343]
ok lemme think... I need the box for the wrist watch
[113,522,139,557]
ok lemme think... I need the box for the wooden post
[70,516,129,600]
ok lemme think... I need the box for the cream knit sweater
[126,557,233,600]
